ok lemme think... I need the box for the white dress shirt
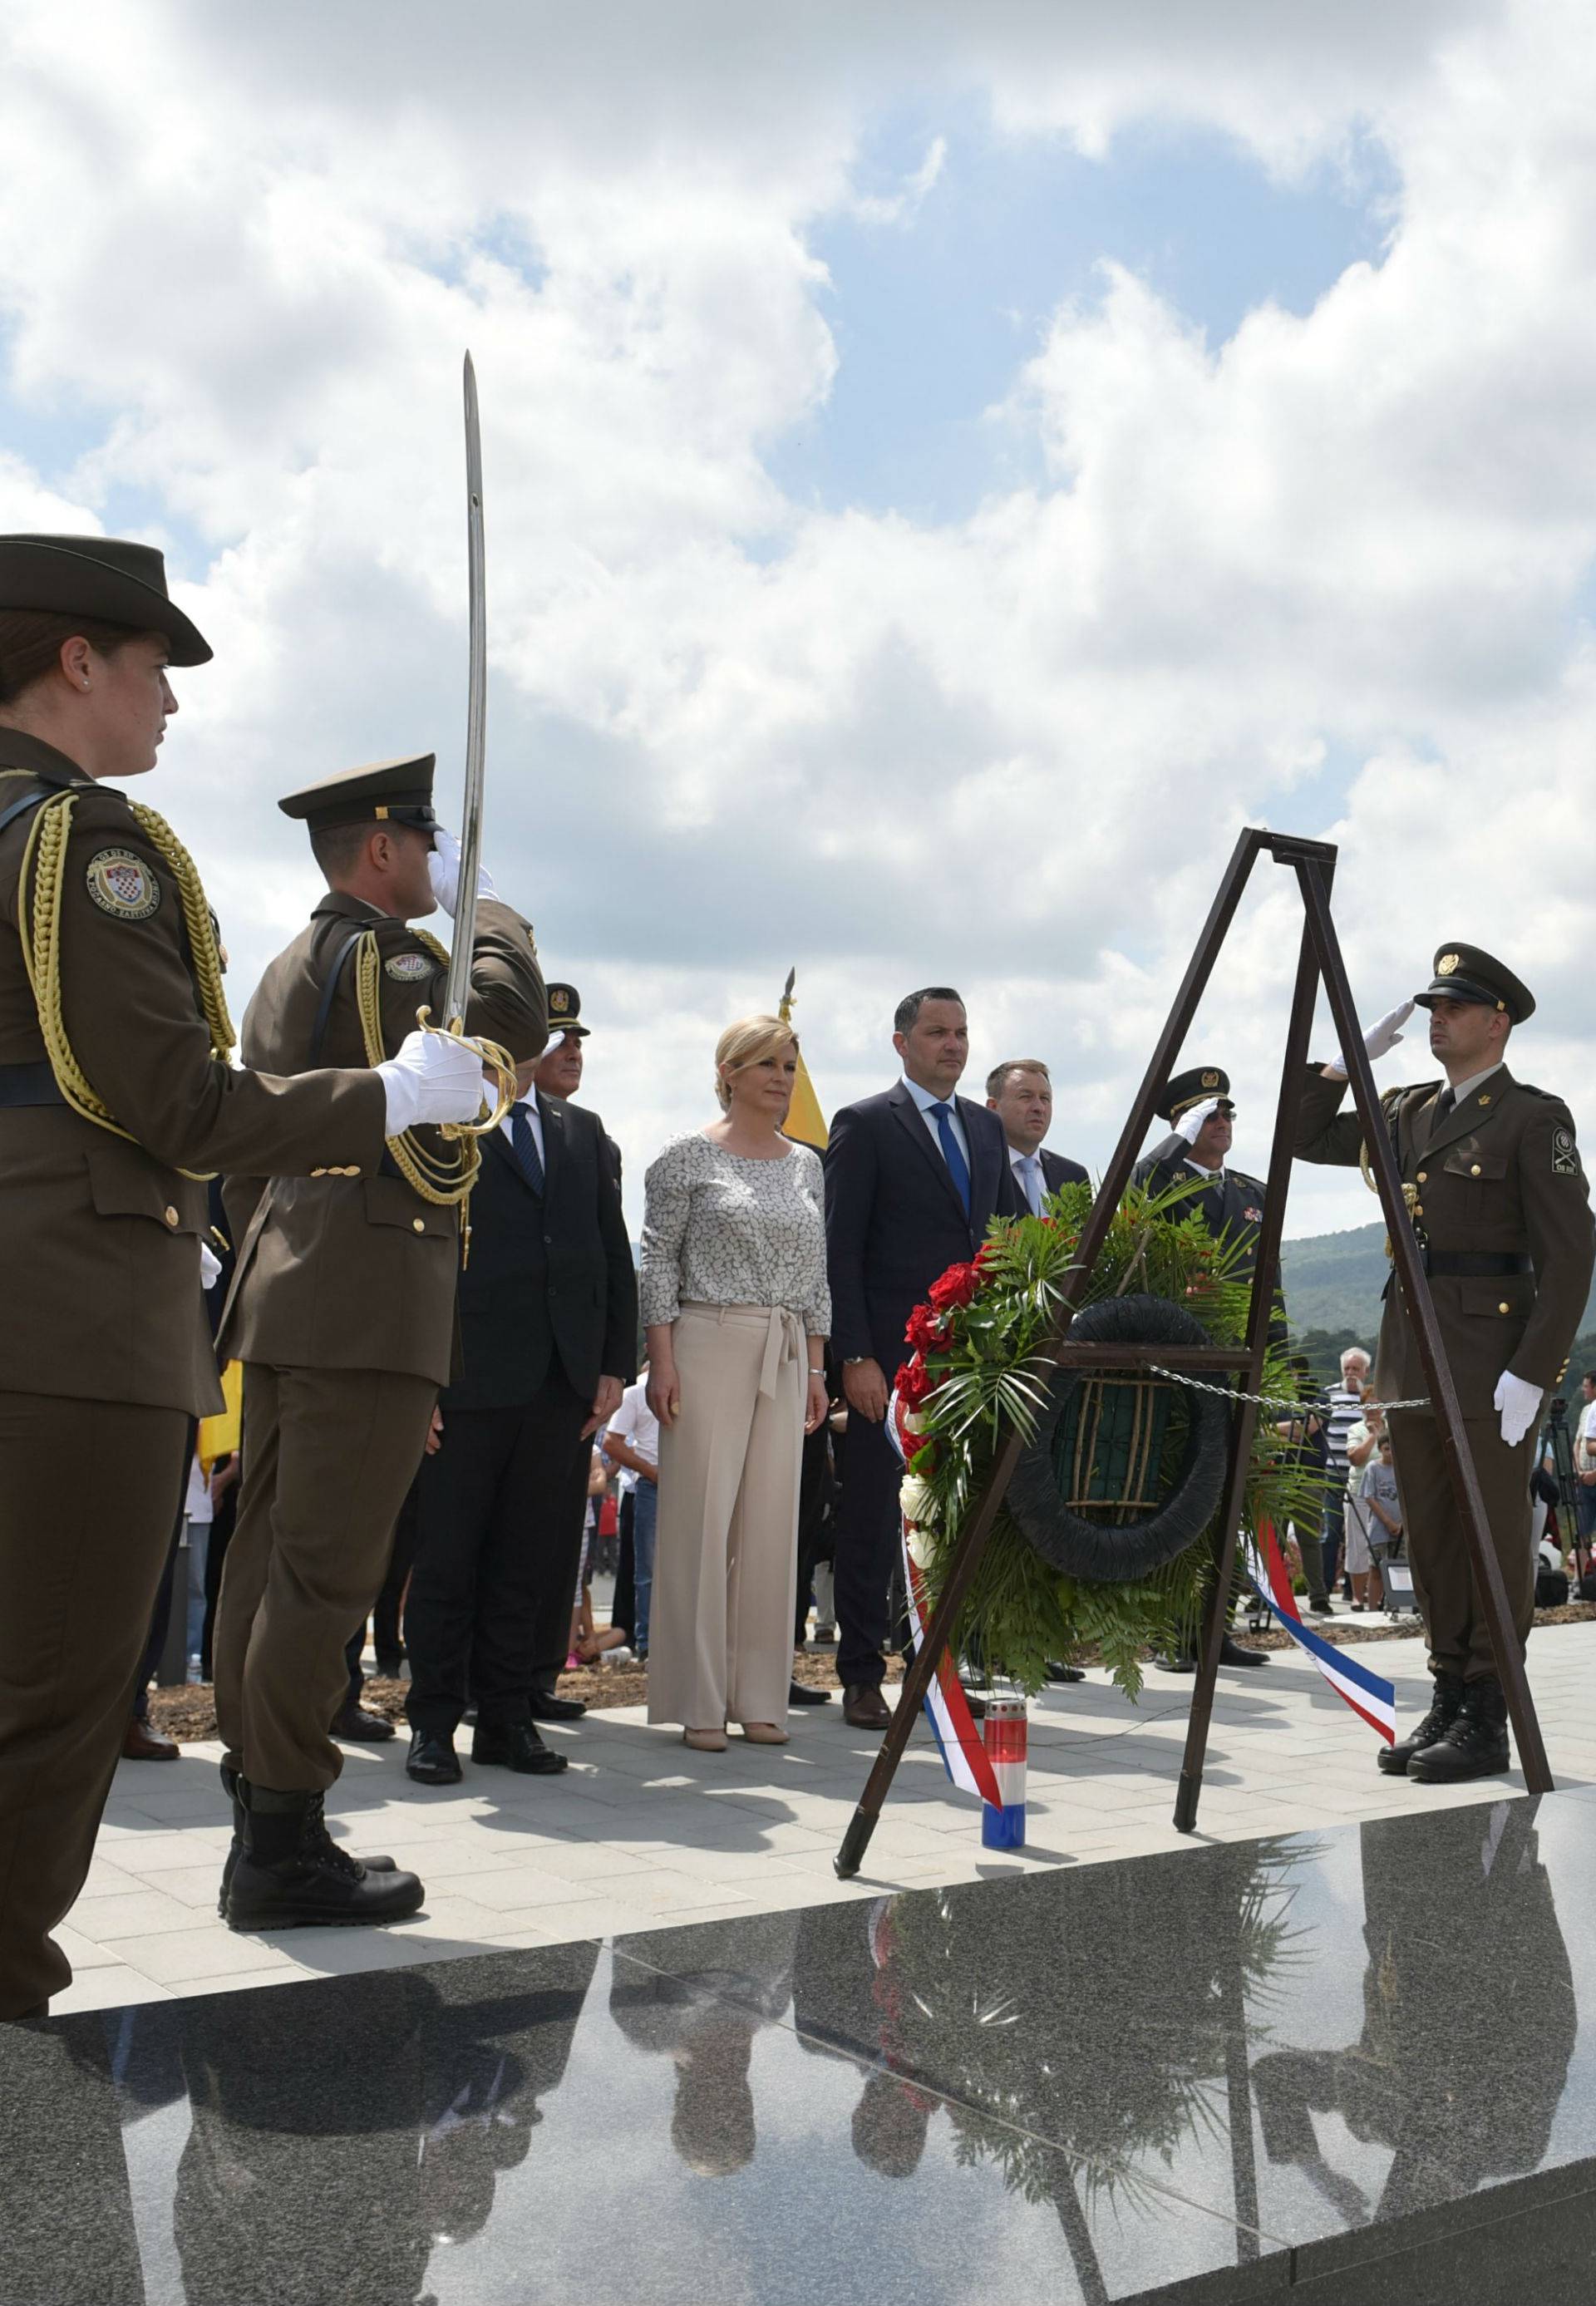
[1009,1146,1044,1215]
[901,1074,970,1168]
[500,1095,546,1165]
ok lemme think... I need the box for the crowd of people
[2,532,1593,2028]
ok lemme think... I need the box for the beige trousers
[647,1303,805,1732]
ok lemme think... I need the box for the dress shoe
[843,1684,890,1730]
[1046,1661,1086,1683]
[471,1720,569,1776]
[1378,1670,1464,1776]
[1408,1678,1510,1784]
[683,1727,729,1752]
[788,1680,831,1706]
[527,1691,587,1722]
[406,1732,462,1786]
[1219,1634,1268,1669]
[1156,1650,1198,1673]
[330,1699,396,1742]
[739,1722,790,1744]
[122,1718,179,1761]
[225,1786,424,1933]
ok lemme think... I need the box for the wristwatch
[844,1355,870,1365]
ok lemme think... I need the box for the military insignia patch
[1553,1126,1580,1176]
[85,847,160,922]
[1436,952,1460,975]
[1201,1070,1219,1088]
[384,952,431,983]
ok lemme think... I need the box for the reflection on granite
[7,1796,1596,2304]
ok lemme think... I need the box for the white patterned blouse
[639,1131,831,1336]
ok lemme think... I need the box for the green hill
[1280,1222,1391,1337]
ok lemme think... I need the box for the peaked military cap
[1412,943,1534,1025]
[544,982,589,1037]
[0,533,211,665]
[277,755,437,835]
[1159,1065,1234,1124]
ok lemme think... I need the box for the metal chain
[1147,1366,1432,1413]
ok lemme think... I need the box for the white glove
[376,1029,489,1134]
[200,1244,223,1290]
[426,825,498,919]
[1326,1000,1415,1080]
[1175,1096,1221,1146]
[1493,1369,1543,1449]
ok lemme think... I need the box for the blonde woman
[642,1016,830,1751]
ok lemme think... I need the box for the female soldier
[0,533,484,2018]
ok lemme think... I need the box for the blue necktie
[929,1101,973,1219]
[510,1101,545,1195]
[1019,1154,1042,1215]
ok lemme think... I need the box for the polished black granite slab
[7,1793,1596,2304]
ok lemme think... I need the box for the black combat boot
[1408,1677,1510,1784]
[1377,1671,1464,1776]
[216,1759,398,1916]
[224,1783,424,1933]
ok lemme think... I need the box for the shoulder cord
[352,929,480,1210]
[17,789,235,1182]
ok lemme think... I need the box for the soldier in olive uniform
[1296,945,1594,1781]
[1135,1065,1281,1673]
[214,756,547,1931]
[0,536,485,2020]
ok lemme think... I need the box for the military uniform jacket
[0,731,387,1417]
[1134,1136,1287,1341]
[1295,1065,1594,1417]
[221,891,545,1386]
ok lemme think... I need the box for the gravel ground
[147,1604,1596,1738]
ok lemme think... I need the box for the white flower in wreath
[899,1472,936,1529]
[905,1519,933,1569]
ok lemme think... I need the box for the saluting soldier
[1297,946,1594,1782]
[213,756,546,1932]
[0,535,485,2022]
[1135,1065,1280,1673]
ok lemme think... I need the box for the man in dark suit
[825,987,1024,1728]
[984,1057,1088,1212]
[404,1036,638,1784]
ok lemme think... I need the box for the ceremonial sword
[422,349,515,1131]
[445,347,489,1031]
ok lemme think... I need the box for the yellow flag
[198,1358,243,1471]
[779,968,828,1150]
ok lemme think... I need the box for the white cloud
[1,0,1594,1263]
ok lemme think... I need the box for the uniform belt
[1421,1251,1532,1279]
[0,1061,66,1106]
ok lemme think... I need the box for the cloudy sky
[3,0,1591,1238]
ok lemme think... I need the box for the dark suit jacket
[1040,1147,1089,1193]
[447,1091,638,1411]
[825,1082,1023,1367]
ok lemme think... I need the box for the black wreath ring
[1006,1293,1232,1584]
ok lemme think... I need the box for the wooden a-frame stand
[834,826,1552,1880]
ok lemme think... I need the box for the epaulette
[1230,1170,1266,1194]
[1515,1082,1564,1103]
[1385,1080,1440,1115]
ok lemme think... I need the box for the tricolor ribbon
[1243,1522,1397,1744]
[887,1390,1002,1808]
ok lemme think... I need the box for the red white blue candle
[981,1695,1027,1849]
